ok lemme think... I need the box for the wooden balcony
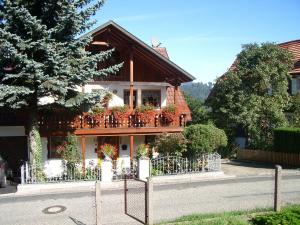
[38,110,187,136]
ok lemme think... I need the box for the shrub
[57,134,81,169]
[155,133,187,157]
[252,205,300,225]
[184,124,227,156]
[273,127,300,153]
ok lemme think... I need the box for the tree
[0,0,122,165]
[181,82,213,101]
[184,124,227,156]
[206,43,293,149]
[184,93,209,125]
[57,134,81,170]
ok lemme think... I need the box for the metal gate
[124,176,150,224]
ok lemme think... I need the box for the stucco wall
[40,135,145,176]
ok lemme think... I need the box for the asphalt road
[0,191,96,225]
[0,175,300,225]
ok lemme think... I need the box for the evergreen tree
[0,0,122,164]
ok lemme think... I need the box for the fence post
[274,165,282,212]
[202,155,205,172]
[20,164,25,184]
[146,177,153,225]
[96,181,102,225]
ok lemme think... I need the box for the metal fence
[151,153,221,176]
[124,176,149,224]
[112,159,137,181]
[21,162,101,184]
[20,159,138,184]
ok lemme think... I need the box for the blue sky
[91,0,300,83]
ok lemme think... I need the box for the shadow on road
[69,216,87,225]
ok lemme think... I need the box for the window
[141,90,161,107]
[48,137,65,159]
[297,79,300,92]
[124,90,137,108]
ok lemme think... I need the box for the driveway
[222,160,300,177]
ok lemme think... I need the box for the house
[0,21,194,178]
[209,39,300,149]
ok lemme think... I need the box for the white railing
[151,153,221,176]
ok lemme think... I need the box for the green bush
[273,127,300,153]
[252,205,300,225]
[184,124,227,156]
[155,133,187,157]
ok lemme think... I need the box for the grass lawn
[158,205,300,225]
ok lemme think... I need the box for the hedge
[273,127,300,153]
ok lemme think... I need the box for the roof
[278,39,300,74]
[227,39,300,75]
[81,20,195,82]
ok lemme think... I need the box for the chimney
[151,37,169,59]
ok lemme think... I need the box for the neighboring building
[278,40,300,95]
[0,21,194,177]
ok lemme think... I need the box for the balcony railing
[38,110,187,130]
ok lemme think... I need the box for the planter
[101,160,113,182]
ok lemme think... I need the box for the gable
[82,21,195,85]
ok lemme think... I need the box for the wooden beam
[91,41,109,46]
[130,135,134,159]
[129,51,134,110]
[81,136,86,171]
[74,127,183,136]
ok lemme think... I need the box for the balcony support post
[130,135,134,159]
[129,51,134,110]
[81,136,86,172]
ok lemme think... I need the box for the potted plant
[135,104,156,124]
[162,104,177,123]
[100,143,117,161]
[136,144,149,159]
[101,93,112,108]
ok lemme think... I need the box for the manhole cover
[42,205,67,214]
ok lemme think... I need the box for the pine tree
[0,0,122,164]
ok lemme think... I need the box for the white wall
[0,126,25,137]
[85,81,169,108]
[118,135,145,158]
